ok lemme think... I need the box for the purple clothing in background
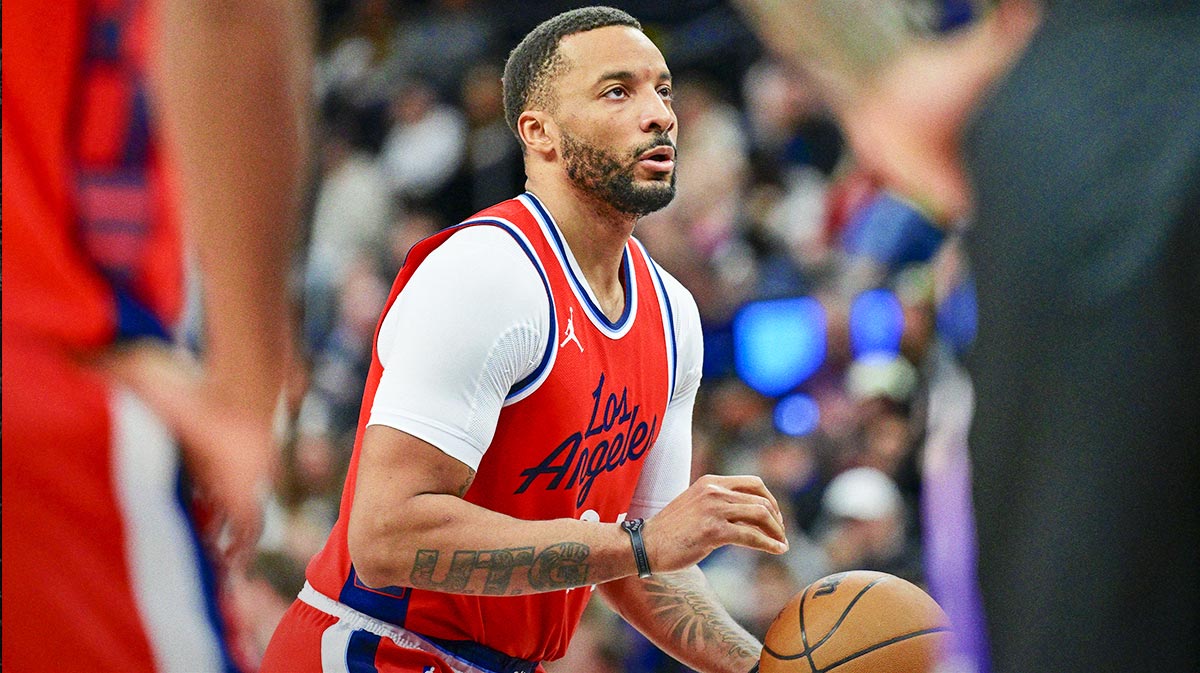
[921,345,990,673]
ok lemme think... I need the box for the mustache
[631,135,676,161]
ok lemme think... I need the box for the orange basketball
[760,571,950,673]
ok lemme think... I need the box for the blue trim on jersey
[175,470,243,673]
[470,219,555,400]
[346,630,383,673]
[339,566,414,626]
[125,84,153,167]
[642,247,679,401]
[114,288,170,342]
[523,192,633,332]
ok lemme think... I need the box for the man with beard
[263,7,787,673]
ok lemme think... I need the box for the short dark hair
[502,6,641,144]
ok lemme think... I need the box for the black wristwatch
[621,518,653,578]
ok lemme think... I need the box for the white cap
[845,353,918,403]
[822,467,902,521]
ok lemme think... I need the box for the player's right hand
[642,474,789,574]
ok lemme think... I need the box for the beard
[561,131,677,216]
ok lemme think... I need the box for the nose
[640,94,675,135]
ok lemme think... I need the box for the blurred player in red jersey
[263,7,787,673]
[2,1,311,670]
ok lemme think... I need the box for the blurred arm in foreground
[104,0,314,557]
[734,0,1041,224]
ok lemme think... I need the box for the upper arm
[348,425,476,559]
[369,226,550,471]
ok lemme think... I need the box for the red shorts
[2,334,243,672]
[263,598,453,673]
[262,586,546,673]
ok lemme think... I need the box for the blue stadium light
[732,297,826,397]
[849,288,904,357]
[774,393,821,436]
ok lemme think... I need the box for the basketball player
[736,1,1200,671]
[2,1,311,670]
[263,7,787,673]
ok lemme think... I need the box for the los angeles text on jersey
[515,373,659,508]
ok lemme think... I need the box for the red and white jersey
[3,0,183,350]
[305,192,702,662]
[4,4,241,671]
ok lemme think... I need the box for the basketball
[760,571,950,673]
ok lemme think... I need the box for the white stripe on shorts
[320,619,356,673]
[112,386,226,672]
[300,582,499,673]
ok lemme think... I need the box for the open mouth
[637,145,676,172]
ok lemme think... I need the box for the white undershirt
[369,225,703,517]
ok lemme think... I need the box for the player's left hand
[95,340,278,568]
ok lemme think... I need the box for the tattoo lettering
[410,549,503,593]
[410,542,590,595]
[529,542,590,590]
[643,574,758,659]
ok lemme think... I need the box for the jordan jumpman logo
[560,306,583,352]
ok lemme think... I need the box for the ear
[517,110,557,158]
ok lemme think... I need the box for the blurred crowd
[242,0,980,669]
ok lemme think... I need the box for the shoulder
[378,224,550,363]
[420,224,545,297]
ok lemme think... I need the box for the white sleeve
[368,226,550,470]
[627,266,704,519]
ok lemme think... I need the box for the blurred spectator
[316,0,403,101]
[440,62,526,223]
[543,601,626,673]
[384,206,446,276]
[379,78,468,209]
[817,467,922,584]
[754,435,826,533]
[379,0,498,98]
[741,59,843,176]
[309,254,390,434]
[230,551,308,668]
[761,164,833,278]
[742,555,805,638]
[304,125,395,347]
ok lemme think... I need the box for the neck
[526,177,637,320]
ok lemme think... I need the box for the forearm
[599,566,760,673]
[154,0,313,418]
[351,428,788,600]
[349,493,640,595]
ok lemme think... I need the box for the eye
[657,85,673,100]
[603,86,629,100]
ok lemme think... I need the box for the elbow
[347,515,404,589]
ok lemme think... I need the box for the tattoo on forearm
[529,541,590,590]
[410,542,590,595]
[643,574,758,659]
